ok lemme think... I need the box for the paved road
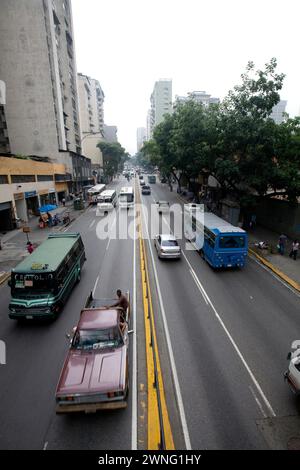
[139,179,300,449]
[0,177,137,450]
[1,175,299,450]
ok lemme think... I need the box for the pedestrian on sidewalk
[27,241,34,254]
[278,234,287,255]
[289,240,299,261]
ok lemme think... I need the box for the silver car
[154,234,181,259]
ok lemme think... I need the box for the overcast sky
[72,0,300,155]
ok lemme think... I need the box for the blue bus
[184,205,248,268]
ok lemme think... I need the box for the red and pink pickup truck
[55,292,131,413]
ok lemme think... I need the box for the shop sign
[14,193,24,201]
[25,191,37,199]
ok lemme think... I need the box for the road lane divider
[136,183,175,450]
[139,184,192,450]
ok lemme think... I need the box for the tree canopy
[141,58,300,206]
[97,141,129,178]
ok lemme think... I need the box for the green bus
[9,233,86,320]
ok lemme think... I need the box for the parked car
[155,200,170,214]
[154,234,181,259]
[284,344,300,395]
[55,292,131,413]
[142,185,151,195]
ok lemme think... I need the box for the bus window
[219,236,245,249]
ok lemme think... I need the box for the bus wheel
[76,271,81,283]
[199,249,204,259]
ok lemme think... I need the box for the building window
[37,175,54,182]
[0,175,8,184]
[11,175,36,183]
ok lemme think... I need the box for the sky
[71,0,300,155]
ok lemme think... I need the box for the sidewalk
[175,188,300,290]
[0,200,88,283]
[248,225,300,287]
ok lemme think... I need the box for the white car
[140,179,146,186]
[155,201,170,214]
[154,234,181,259]
[284,346,300,394]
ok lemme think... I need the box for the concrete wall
[82,135,103,166]
[255,199,300,239]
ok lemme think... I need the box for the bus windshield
[11,273,55,294]
[120,194,134,203]
[219,236,245,249]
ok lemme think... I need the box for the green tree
[97,141,129,179]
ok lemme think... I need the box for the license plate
[26,315,33,320]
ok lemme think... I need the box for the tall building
[137,127,146,152]
[175,90,220,107]
[150,79,172,136]
[77,73,105,171]
[103,125,118,143]
[146,110,152,141]
[270,100,287,124]
[0,0,91,187]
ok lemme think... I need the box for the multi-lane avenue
[0,175,299,450]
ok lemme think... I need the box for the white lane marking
[181,249,276,418]
[89,220,95,229]
[161,213,276,418]
[131,201,137,450]
[43,441,48,451]
[250,255,300,298]
[249,386,267,418]
[189,268,209,305]
[92,274,100,297]
[140,187,192,450]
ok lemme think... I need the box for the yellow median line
[136,184,175,450]
[249,248,300,292]
[0,272,11,286]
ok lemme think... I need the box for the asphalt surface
[0,177,137,450]
[139,179,300,450]
[0,175,299,450]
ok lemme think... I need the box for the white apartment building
[270,100,287,124]
[77,73,105,169]
[175,90,220,107]
[137,127,147,152]
[0,0,83,176]
[150,79,173,136]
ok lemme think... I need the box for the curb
[0,272,11,286]
[249,248,300,292]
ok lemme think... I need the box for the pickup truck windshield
[73,327,122,350]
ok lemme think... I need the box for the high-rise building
[175,90,220,107]
[77,73,105,171]
[270,100,287,124]
[103,125,118,143]
[0,0,91,188]
[150,79,172,136]
[146,109,152,141]
[137,127,146,152]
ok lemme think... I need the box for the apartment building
[0,0,90,186]
[136,127,147,152]
[175,90,220,107]
[77,73,105,171]
[270,100,287,124]
[149,79,172,137]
